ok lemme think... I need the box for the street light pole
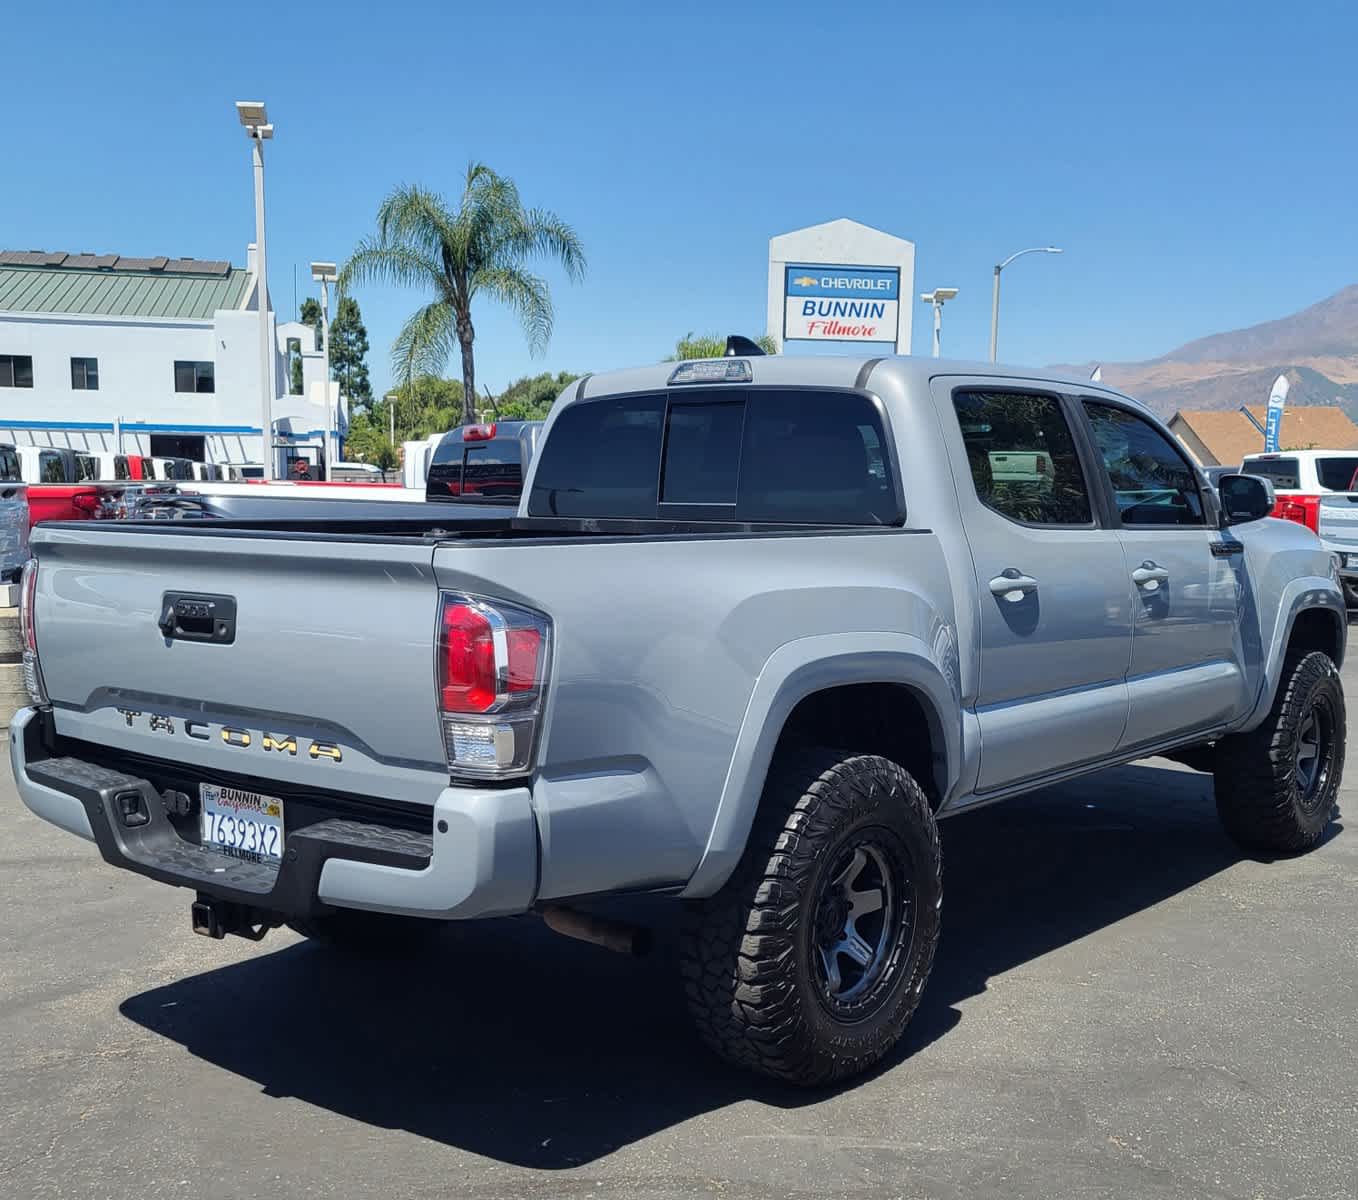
[310,262,338,479]
[988,246,1062,362]
[236,101,276,479]
[919,288,959,358]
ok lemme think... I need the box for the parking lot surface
[3,663,1356,1200]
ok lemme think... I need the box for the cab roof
[571,354,1150,412]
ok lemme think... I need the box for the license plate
[200,783,285,863]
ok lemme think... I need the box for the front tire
[1213,650,1344,853]
[681,750,942,1086]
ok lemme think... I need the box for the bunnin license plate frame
[200,782,285,864]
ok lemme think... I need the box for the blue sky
[3,0,1355,395]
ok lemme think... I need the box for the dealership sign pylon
[767,219,915,355]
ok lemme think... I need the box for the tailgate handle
[159,593,236,644]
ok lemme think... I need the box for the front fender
[679,631,961,898]
[1243,575,1346,728]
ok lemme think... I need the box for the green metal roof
[0,251,250,320]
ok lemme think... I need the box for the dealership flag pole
[1264,373,1289,452]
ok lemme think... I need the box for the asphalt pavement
[3,663,1356,1200]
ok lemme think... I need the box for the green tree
[492,370,581,421]
[670,332,777,360]
[298,296,373,411]
[331,296,373,410]
[340,164,586,425]
[299,297,322,350]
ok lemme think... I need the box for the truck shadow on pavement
[119,761,1317,1169]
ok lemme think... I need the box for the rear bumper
[8,707,538,921]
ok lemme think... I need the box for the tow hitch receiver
[190,895,277,942]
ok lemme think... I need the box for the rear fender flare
[680,631,960,899]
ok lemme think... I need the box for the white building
[0,246,344,468]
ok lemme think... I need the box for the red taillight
[463,423,496,442]
[440,602,498,712]
[20,558,37,652]
[70,491,101,515]
[438,602,544,711]
[1274,493,1320,532]
[19,558,48,705]
[506,628,542,692]
[437,593,550,778]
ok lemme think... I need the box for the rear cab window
[428,434,526,501]
[1244,457,1300,489]
[39,452,66,483]
[527,389,899,525]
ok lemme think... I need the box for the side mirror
[1218,473,1275,525]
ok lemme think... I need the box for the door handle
[1131,561,1171,589]
[989,568,1039,601]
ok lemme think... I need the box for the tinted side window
[529,394,666,517]
[0,448,19,481]
[1315,457,1358,491]
[76,455,97,481]
[1243,457,1300,489]
[952,390,1091,525]
[1083,402,1204,526]
[114,456,130,481]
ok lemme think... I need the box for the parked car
[146,456,196,482]
[15,445,76,484]
[83,452,147,482]
[1241,449,1358,603]
[11,353,1346,1087]
[0,443,29,579]
[425,420,543,503]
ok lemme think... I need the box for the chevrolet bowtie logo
[791,275,818,287]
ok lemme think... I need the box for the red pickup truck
[17,447,152,527]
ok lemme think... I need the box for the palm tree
[340,164,585,424]
[670,332,777,360]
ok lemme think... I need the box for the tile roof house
[1168,406,1358,467]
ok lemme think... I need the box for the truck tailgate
[1317,493,1358,554]
[30,525,449,804]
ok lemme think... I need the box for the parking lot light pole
[920,288,959,358]
[236,101,276,479]
[310,261,338,479]
[989,246,1062,362]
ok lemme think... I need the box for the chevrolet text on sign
[784,265,901,343]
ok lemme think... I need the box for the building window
[174,360,215,394]
[71,356,100,390]
[0,354,34,388]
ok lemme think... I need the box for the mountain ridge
[1051,283,1358,417]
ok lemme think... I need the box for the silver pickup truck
[11,353,1347,1085]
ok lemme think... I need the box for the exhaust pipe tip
[540,905,651,957]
